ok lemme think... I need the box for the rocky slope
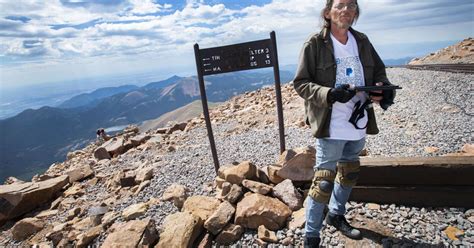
[0,68,473,247]
[409,38,474,65]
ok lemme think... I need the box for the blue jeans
[305,137,365,238]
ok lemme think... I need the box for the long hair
[320,0,360,28]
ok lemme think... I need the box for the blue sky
[0,0,473,89]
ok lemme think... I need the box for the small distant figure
[96,128,111,144]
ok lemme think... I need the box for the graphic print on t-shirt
[335,56,364,87]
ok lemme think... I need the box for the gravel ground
[2,68,472,247]
[100,68,473,247]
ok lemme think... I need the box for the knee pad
[308,169,336,204]
[336,161,360,187]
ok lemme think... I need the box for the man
[293,0,395,247]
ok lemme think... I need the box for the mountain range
[0,70,294,182]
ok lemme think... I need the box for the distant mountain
[0,71,294,182]
[140,100,220,132]
[142,75,182,90]
[58,85,139,109]
[409,38,474,65]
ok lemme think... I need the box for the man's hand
[328,84,356,103]
[369,82,384,104]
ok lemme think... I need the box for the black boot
[304,236,321,248]
[326,213,362,239]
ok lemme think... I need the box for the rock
[425,146,439,154]
[63,184,84,197]
[220,161,257,185]
[130,134,150,147]
[444,226,464,240]
[134,180,151,195]
[256,167,270,184]
[196,232,212,248]
[156,212,203,248]
[156,128,168,134]
[135,167,153,184]
[267,165,284,184]
[367,203,381,210]
[36,209,59,218]
[235,193,292,230]
[66,164,94,183]
[255,238,268,247]
[182,196,221,222]
[220,183,243,204]
[258,225,278,243]
[67,207,82,221]
[215,177,226,189]
[0,175,68,223]
[468,216,474,223]
[122,202,148,220]
[162,184,189,209]
[12,217,45,241]
[94,147,111,160]
[462,144,474,154]
[119,170,136,187]
[288,207,306,230]
[123,125,139,134]
[167,145,176,152]
[204,201,236,235]
[101,137,125,157]
[102,218,158,247]
[242,179,272,195]
[272,179,303,211]
[281,237,294,245]
[277,146,315,181]
[215,224,244,245]
[76,225,102,248]
[167,122,188,134]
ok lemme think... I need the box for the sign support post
[194,44,220,174]
[270,31,286,154]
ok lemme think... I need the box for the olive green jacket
[293,27,390,138]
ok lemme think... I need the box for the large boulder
[277,146,315,181]
[156,212,203,248]
[101,218,158,247]
[101,137,125,157]
[235,193,292,230]
[272,179,303,211]
[182,196,220,222]
[0,175,69,223]
[66,164,94,184]
[11,217,44,241]
[218,161,257,185]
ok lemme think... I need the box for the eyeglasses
[333,2,358,10]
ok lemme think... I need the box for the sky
[0,0,473,89]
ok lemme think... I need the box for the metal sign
[200,39,273,75]
[194,31,285,174]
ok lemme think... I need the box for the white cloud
[0,0,473,87]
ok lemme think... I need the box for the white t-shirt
[328,31,368,140]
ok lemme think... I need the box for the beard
[333,18,353,29]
